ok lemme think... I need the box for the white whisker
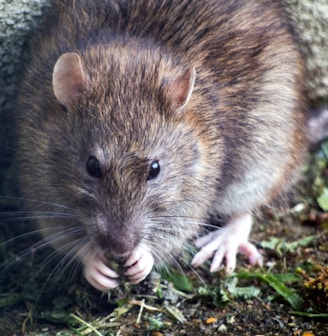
[0,195,78,212]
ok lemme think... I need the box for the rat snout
[104,233,137,257]
[96,215,138,257]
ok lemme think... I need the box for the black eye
[86,156,102,178]
[147,160,160,180]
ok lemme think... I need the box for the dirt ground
[0,211,327,335]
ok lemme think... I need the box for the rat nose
[96,215,139,256]
[99,232,137,257]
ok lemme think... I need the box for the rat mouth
[104,250,131,263]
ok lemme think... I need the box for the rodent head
[22,45,220,266]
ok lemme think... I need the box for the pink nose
[99,233,136,257]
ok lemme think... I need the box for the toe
[239,242,263,266]
[84,265,119,291]
[82,251,120,291]
[124,248,154,284]
[209,247,225,272]
[191,246,215,268]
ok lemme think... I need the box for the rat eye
[86,156,102,178]
[147,160,160,180]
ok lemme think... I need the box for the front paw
[191,213,262,273]
[124,248,154,284]
[82,251,120,291]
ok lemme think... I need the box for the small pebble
[205,317,217,324]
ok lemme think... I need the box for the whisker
[0,195,78,212]
[144,227,198,243]
[140,229,189,274]
[0,224,83,247]
[150,236,210,288]
[146,240,181,274]
[151,217,220,230]
[31,238,87,307]
[63,240,92,280]
[0,226,85,271]
[32,227,86,252]
[0,228,53,249]
[0,214,81,224]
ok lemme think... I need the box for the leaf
[164,272,193,293]
[164,305,186,323]
[320,140,328,159]
[281,235,318,254]
[236,271,304,310]
[271,273,302,283]
[0,293,23,308]
[147,316,166,330]
[40,310,71,324]
[260,235,318,256]
[263,274,304,310]
[260,237,281,250]
[223,277,261,300]
[231,286,261,299]
[290,311,328,318]
[317,187,328,211]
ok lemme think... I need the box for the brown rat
[17,0,308,291]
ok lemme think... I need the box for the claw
[191,213,262,273]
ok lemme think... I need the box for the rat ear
[166,66,196,112]
[52,52,88,109]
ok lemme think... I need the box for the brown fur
[17,0,308,269]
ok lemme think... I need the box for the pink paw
[124,248,154,284]
[82,251,119,291]
[81,246,154,291]
[191,213,262,273]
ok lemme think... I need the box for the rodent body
[17,0,308,290]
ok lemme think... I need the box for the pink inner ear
[52,52,87,108]
[168,66,196,111]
